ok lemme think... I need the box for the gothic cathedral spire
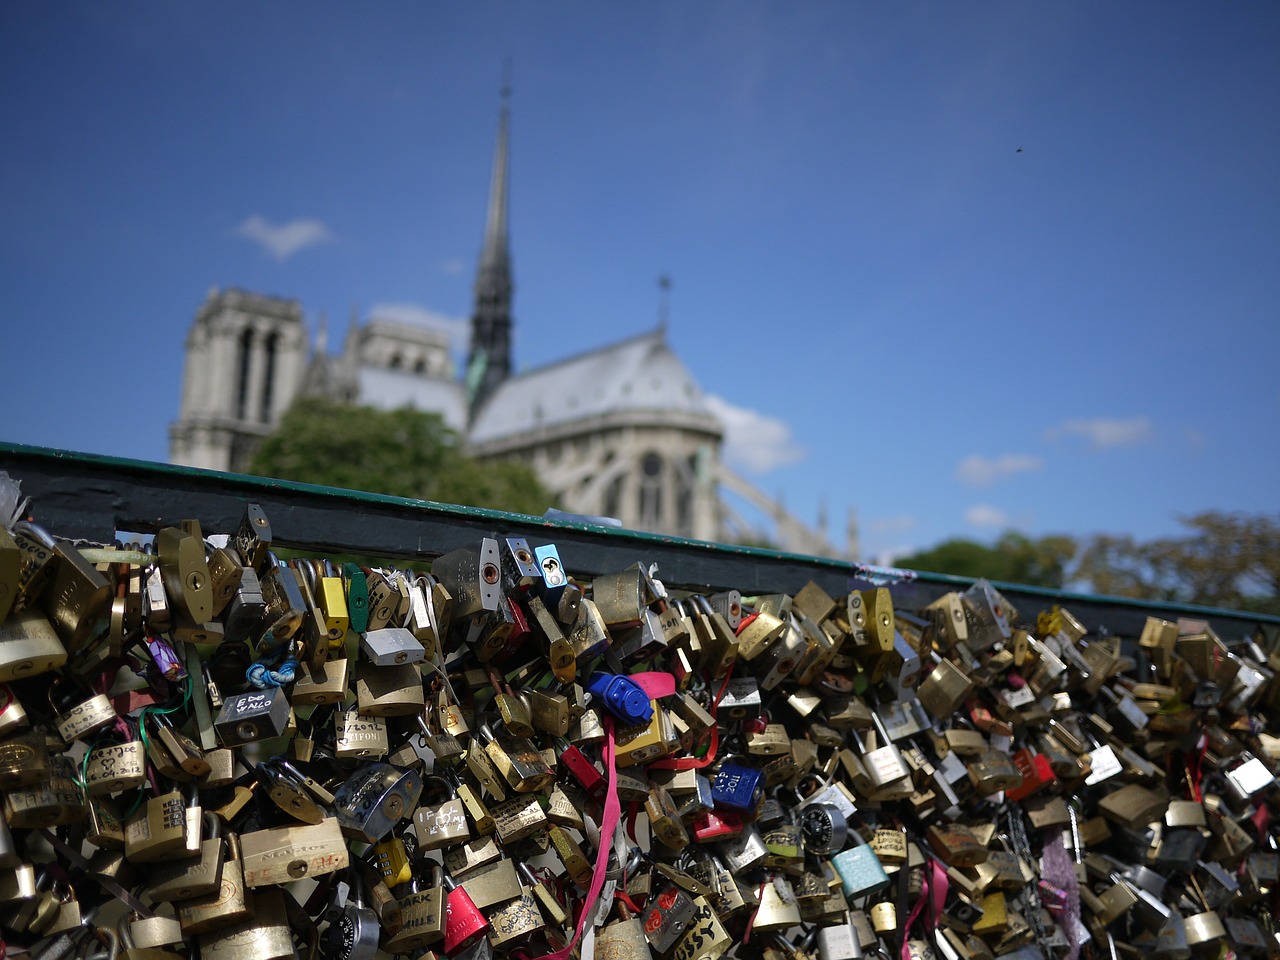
[466,76,514,417]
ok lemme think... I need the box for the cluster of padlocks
[0,497,1278,960]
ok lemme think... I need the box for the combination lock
[800,802,848,855]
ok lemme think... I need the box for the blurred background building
[169,94,853,558]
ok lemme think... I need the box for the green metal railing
[1,440,1276,641]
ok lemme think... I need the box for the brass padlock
[335,706,389,759]
[485,883,545,949]
[414,775,472,851]
[149,812,226,902]
[489,793,547,845]
[239,816,349,887]
[355,657,426,717]
[382,863,446,954]
[4,753,85,827]
[177,830,251,935]
[125,790,189,863]
[0,609,68,681]
[196,887,295,960]
[85,734,148,796]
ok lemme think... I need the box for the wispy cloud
[438,258,466,276]
[965,504,1010,528]
[235,214,335,261]
[704,395,806,474]
[369,302,470,345]
[1047,416,1152,450]
[955,453,1043,487]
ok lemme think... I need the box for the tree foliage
[1074,512,1280,614]
[896,532,1077,589]
[896,512,1280,615]
[248,398,556,516]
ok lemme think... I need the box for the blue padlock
[585,672,653,726]
[712,762,763,811]
[533,543,567,606]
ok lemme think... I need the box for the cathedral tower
[169,288,308,472]
[465,83,515,417]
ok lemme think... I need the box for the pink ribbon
[900,860,948,960]
[526,717,621,960]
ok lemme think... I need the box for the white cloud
[955,453,1043,487]
[234,214,335,260]
[369,302,470,345]
[1048,415,1152,450]
[965,504,1010,528]
[704,394,806,474]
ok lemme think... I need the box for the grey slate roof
[468,329,722,445]
[358,367,469,432]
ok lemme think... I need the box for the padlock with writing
[214,685,290,746]
[414,774,472,851]
[335,760,424,844]
[383,862,446,954]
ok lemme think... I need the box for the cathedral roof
[358,367,469,433]
[467,329,722,445]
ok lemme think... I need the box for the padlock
[443,870,491,954]
[0,608,68,681]
[239,816,349,888]
[355,657,425,717]
[596,901,652,959]
[432,538,502,621]
[4,752,86,827]
[0,727,51,790]
[197,887,295,960]
[291,657,350,705]
[214,685,290,746]
[177,830,251,936]
[149,812,225,902]
[832,830,890,899]
[478,724,554,793]
[485,882,544,949]
[414,775,473,851]
[335,706,389,759]
[383,863,446,954]
[334,761,424,844]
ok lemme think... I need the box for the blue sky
[1,3,1276,561]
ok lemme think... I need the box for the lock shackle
[14,520,56,549]
[419,774,456,802]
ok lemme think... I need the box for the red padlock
[556,738,606,798]
[1005,747,1056,802]
[443,871,489,954]
[690,808,745,842]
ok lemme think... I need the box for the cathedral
[168,94,853,558]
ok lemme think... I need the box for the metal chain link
[1005,804,1055,959]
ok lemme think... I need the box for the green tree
[248,398,556,516]
[895,532,1077,589]
[1075,512,1280,614]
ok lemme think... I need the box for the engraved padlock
[413,775,472,851]
[177,829,251,936]
[196,887,295,960]
[334,760,424,844]
[48,674,116,743]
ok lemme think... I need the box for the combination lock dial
[800,802,848,855]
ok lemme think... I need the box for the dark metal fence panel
[2,441,1276,641]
